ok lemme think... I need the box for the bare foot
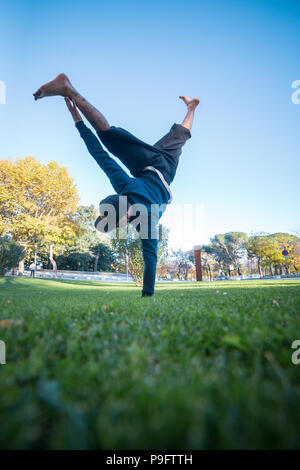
[179,96,200,110]
[33,73,73,101]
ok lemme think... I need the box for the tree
[54,243,115,272]
[111,224,169,285]
[40,205,115,272]
[247,233,300,276]
[0,157,79,268]
[156,225,169,278]
[201,251,219,280]
[91,243,116,272]
[292,229,300,273]
[70,205,104,250]
[247,235,273,276]
[171,249,194,280]
[204,232,248,276]
[111,226,144,285]
[224,232,248,275]
[291,242,300,273]
[0,237,25,276]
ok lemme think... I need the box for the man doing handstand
[33,74,199,297]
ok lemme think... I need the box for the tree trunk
[94,253,99,272]
[184,265,189,280]
[49,245,57,278]
[257,257,262,276]
[177,265,181,280]
[18,260,24,276]
[285,264,290,275]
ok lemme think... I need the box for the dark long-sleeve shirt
[75,121,169,295]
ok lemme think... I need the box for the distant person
[33,74,199,297]
[29,262,36,277]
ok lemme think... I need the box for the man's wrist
[75,119,84,126]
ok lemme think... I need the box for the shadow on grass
[3,276,15,287]
[48,278,133,289]
[0,276,138,300]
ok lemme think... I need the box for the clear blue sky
[1,0,299,248]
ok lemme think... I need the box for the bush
[0,237,25,276]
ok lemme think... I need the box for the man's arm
[65,97,131,194]
[135,209,161,297]
[140,238,158,296]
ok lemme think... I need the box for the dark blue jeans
[97,123,191,185]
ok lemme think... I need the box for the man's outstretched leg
[149,95,199,184]
[33,73,110,132]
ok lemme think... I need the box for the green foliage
[0,157,79,252]
[111,224,169,285]
[91,243,116,272]
[201,252,219,280]
[111,225,144,285]
[70,205,102,249]
[202,232,300,278]
[156,224,169,277]
[55,244,115,272]
[55,251,95,271]
[0,278,300,449]
[0,237,25,276]
[247,233,300,275]
[36,205,115,272]
[203,232,248,276]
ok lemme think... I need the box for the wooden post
[194,245,202,282]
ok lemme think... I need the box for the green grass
[0,277,300,449]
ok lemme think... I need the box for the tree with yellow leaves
[0,156,79,269]
[247,233,300,276]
